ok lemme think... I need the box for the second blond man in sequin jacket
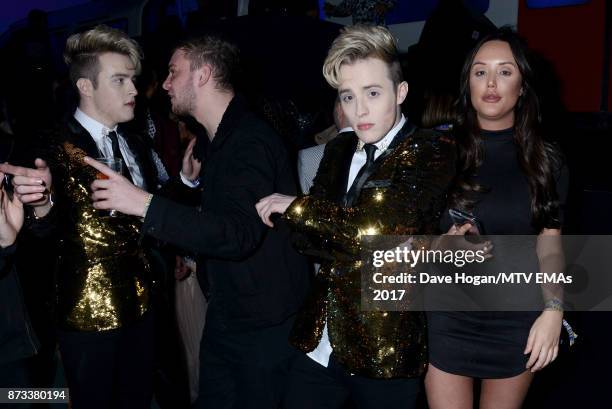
[256,25,456,409]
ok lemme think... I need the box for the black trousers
[284,352,421,409]
[57,311,155,409]
[195,314,297,409]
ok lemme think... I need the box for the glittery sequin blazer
[44,117,163,332]
[284,121,456,378]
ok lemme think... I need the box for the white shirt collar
[338,126,354,134]
[357,114,406,152]
[74,108,118,144]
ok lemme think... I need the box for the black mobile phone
[448,208,485,235]
[1,173,14,197]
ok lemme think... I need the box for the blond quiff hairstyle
[323,25,403,89]
[64,25,143,89]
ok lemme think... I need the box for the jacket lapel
[118,126,157,191]
[331,133,358,204]
[342,121,416,207]
[66,117,158,191]
[66,117,102,158]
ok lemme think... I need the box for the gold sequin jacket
[45,118,163,332]
[284,122,456,378]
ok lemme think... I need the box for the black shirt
[443,128,568,234]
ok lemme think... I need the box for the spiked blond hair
[64,25,142,89]
[323,25,402,89]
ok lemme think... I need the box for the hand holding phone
[448,208,485,235]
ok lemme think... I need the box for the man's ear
[76,78,93,98]
[396,81,409,105]
[196,64,212,88]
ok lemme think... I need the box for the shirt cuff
[180,171,200,188]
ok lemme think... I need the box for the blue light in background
[526,0,590,8]
[319,0,327,20]
[386,0,490,25]
[317,0,490,25]
[0,0,90,34]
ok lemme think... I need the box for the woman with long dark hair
[425,28,568,409]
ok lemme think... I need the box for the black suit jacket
[143,96,310,331]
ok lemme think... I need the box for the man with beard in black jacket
[85,35,310,409]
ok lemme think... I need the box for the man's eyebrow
[338,84,382,94]
[111,73,131,78]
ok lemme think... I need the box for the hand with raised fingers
[181,138,201,183]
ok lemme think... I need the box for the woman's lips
[357,123,374,131]
[483,95,501,103]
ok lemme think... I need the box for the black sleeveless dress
[427,128,567,378]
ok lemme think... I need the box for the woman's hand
[524,310,563,372]
[0,159,53,218]
[433,223,492,257]
[0,172,24,248]
[446,223,474,236]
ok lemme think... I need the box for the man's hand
[84,157,151,217]
[0,172,24,248]
[181,138,201,182]
[0,159,53,217]
[255,193,296,227]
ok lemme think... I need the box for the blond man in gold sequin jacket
[256,25,456,409]
[5,25,172,409]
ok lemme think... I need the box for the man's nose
[356,97,368,117]
[162,75,171,91]
[127,79,138,96]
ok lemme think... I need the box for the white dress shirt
[307,114,407,368]
[74,108,145,189]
